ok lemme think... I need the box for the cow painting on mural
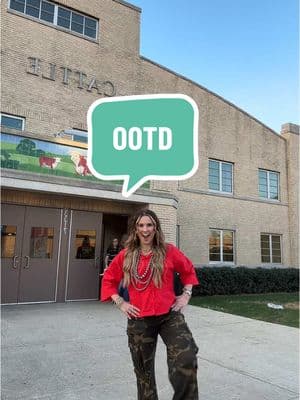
[39,156,61,169]
[69,151,91,176]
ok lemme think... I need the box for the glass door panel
[29,227,54,258]
[75,230,96,259]
[1,225,17,258]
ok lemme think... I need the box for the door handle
[12,255,19,269]
[24,256,30,269]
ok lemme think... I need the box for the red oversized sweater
[101,243,199,317]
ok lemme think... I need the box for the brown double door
[1,204,61,304]
[1,205,103,304]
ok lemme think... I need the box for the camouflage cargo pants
[127,310,199,400]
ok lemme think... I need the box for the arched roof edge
[140,55,285,141]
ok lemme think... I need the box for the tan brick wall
[1,0,141,136]
[176,191,290,266]
[137,58,294,267]
[1,0,298,268]
[281,125,299,267]
[149,204,177,245]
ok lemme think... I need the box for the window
[1,225,17,258]
[75,230,96,259]
[259,169,279,200]
[260,234,282,263]
[209,159,233,193]
[30,227,54,258]
[25,0,40,18]
[71,12,84,34]
[56,129,88,144]
[9,0,25,13]
[209,229,234,263]
[0,113,25,130]
[9,0,98,40]
[57,7,70,29]
[40,1,54,23]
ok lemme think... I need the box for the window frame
[8,0,98,41]
[0,113,25,131]
[40,1,55,23]
[56,128,88,144]
[260,233,282,264]
[209,228,235,265]
[176,224,180,249]
[208,159,233,194]
[258,168,280,201]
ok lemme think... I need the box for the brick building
[1,0,299,304]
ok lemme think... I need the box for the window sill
[208,262,235,266]
[261,263,283,268]
[258,197,281,203]
[208,189,233,196]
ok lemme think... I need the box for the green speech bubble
[87,94,199,197]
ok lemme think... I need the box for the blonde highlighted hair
[123,209,166,287]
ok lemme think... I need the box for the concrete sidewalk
[1,301,299,400]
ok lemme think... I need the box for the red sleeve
[168,244,199,286]
[100,249,125,302]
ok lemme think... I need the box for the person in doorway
[104,238,122,268]
[104,237,129,301]
[101,209,199,400]
[76,235,95,259]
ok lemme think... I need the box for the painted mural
[0,133,128,186]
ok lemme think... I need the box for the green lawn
[190,292,299,328]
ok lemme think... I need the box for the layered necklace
[130,249,154,291]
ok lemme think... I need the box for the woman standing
[101,209,199,400]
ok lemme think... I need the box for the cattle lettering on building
[26,57,116,97]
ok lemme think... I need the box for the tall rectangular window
[259,169,279,200]
[209,229,234,263]
[260,234,282,263]
[25,0,40,18]
[0,113,25,130]
[40,1,54,23]
[71,12,84,34]
[84,17,97,39]
[209,159,233,193]
[9,0,98,40]
[57,7,71,29]
[10,0,25,13]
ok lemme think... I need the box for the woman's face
[136,216,156,248]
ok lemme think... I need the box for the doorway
[101,214,129,272]
[1,204,132,304]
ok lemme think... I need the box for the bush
[1,159,20,169]
[192,267,299,296]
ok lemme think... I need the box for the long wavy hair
[123,209,166,288]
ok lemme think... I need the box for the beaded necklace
[130,250,154,291]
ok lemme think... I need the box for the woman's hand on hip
[119,301,140,319]
[171,293,190,312]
